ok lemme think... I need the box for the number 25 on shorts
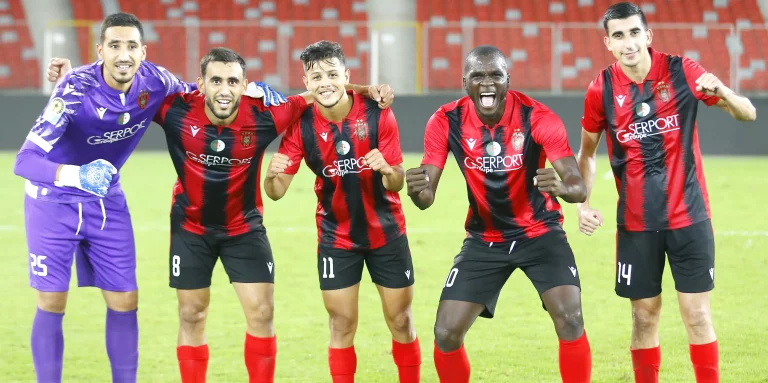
[30,253,48,277]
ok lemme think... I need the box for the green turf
[1,153,766,382]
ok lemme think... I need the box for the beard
[206,97,241,120]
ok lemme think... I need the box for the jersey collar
[467,90,516,129]
[614,47,664,85]
[313,90,360,128]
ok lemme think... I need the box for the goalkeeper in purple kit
[13,13,284,383]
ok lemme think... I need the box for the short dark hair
[299,40,346,71]
[464,45,506,74]
[199,47,246,78]
[603,2,648,34]
[100,12,144,43]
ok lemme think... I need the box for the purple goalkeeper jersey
[15,60,194,203]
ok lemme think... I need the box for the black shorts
[169,228,275,290]
[615,219,715,299]
[317,235,414,290]
[439,230,581,318]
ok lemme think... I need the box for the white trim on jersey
[27,132,53,152]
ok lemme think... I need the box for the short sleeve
[420,109,450,169]
[377,108,403,166]
[25,73,83,154]
[682,57,721,106]
[277,122,304,175]
[581,76,606,133]
[143,61,196,95]
[531,107,574,164]
[154,93,181,125]
[269,95,311,134]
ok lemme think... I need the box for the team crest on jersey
[137,90,149,110]
[512,129,525,152]
[241,131,254,147]
[655,81,670,102]
[354,119,368,140]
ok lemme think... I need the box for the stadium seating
[65,0,369,89]
[0,0,40,88]
[418,0,766,91]
[2,0,766,92]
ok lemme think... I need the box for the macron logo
[709,267,714,280]
[320,132,328,142]
[405,270,411,280]
[267,262,273,274]
[466,138,477,150]
[63,83,75,96]
[616,95,626,107]
[190,125,200,137]
[96,107,107,119]
[569,266,577,277]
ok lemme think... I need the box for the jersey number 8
[172,255,181,277]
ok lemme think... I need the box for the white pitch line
[0,225,767,237]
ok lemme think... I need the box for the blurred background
[0,2,766,381]
[0,0,765,154]
[0,0,765,151]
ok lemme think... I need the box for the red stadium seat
[0,0,40,89]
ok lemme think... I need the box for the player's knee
[433,325,463,352]
[632,304,661,331]
[178,302,208,326]
[105,291,138,312]
[37,292,67,314]
[682,306,712,330]
[385,309,413,335]
[245,300,274,327]
[557,308,585,336]
[329,312,358,337]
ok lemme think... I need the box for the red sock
[559,331,592,383]
[433,340,470,383]
[631,346,661,383]
[690,341,719,383]
[177,345,209,383]
[392,338,421,383]
[328,346,356,383]
[245,333,277,383]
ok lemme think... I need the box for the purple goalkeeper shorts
[24,192,137,292]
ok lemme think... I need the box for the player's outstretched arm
[575,129,604,235]
[405,165,443,210]
[291,84,395,109]
[695,73,757,121]
[346,84,394,109]
[263,153,295,201]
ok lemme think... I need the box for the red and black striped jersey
[582,48,719,232]
[278,91,406,251]
[421,90,574,243]
[155,92,309,236]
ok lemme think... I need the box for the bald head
[464,45,507,74]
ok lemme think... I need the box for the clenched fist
[577,204,604,236]
[405,167,430,196]
[533,168,566,197]
[266,153,292,179]
[368,84,394,109]
[695,72,727,98]
[47,57,71,84]
[363,149,393,175]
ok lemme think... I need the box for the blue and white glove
[245,81,288,107]
[55,159,117,197]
